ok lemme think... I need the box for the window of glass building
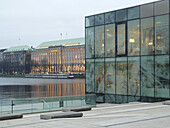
[128,20,140,56]
[140,3,153,18]
[154,0,169,16]
[155,55,169,98]
[105,58,115,94]
[116,57,127,95]
[116,9,127,22]
[128,57,140,96]
[141,17,154,55]
[95,26,104,58]
[95,14,104,26]
[155,15,169,55]
[105,24,115,57]
[141,56,154,97]
[116,23,126,55]
[86,59,95,93]
[86,27,95,58]
[105,11,115,24]
[95,59,104,93]
[85,16,94,27]
[128,6,139,20]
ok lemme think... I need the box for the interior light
[148,42,153,45]
[156,22,161,24]
[129,38,135,43]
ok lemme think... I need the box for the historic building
[85,0,170,103]
[31,37,85,75]
[3,46,32,74]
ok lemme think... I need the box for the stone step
[162,100,170,105]
[0,114,23,121]
[62,107,92,112]
[40,111,83,120]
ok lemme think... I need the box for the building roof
[36,37,85,49]
[4,45,32,52]
[0,49,7,52]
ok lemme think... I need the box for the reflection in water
[0,79,85,99]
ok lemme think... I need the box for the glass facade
[85,0,170,103]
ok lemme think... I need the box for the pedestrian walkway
[0,102,170,128]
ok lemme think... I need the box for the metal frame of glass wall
[85,0,170,103]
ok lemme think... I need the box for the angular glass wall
[95,26,104,58]
[86,27,94,58]
[105,24,115,57]
[155,55,169,98]
[105,58,115,94]
[128,57,140,102]
[141,56,154,97]
[128,20,140,56]
[95,59,104,93]
[155,15,169,55]
[141,17,154,55]
[86,59,95,93]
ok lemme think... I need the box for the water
[0,77,85,99]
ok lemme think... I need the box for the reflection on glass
[95,14,104,26]
[116,57,127,95]
[86,59,95,93]
[95,26,104,58]
[155,15,169,54]
[105,58,115,94]
[128,57,140,96]
[86,27,94,58]
[85,16,94,27]
[116,9,127,22]
[155,55,169,98]
[128,6,139,20]
[154,0,169,16]
[140,3,153,18]
[128,20,140,56]
[105,11,115,24]
[141,17,154,55]
[105,24,115,57]
[95,59,104,93]
[117,24,126,55]
[141,56,154,97]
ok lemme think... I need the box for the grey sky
[0,0,156,49]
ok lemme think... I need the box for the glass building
[85,0,170,103]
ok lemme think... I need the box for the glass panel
[154,0,169,16]
[155,55,169,98]
[95,59,104,93]
[128,20,140,56]
[85,16,94,27]
[105,11,115,24]
[86,59,95,93]
[128,6,140,20]
[95,14,104,26]
[141,17,154,55]
[86,27,95,58]
[116,9,127,22]
[155,15,169,55]
[117,24,126,55]
[140,3,153,18]
[105,24,115,57]
[95,26,104,58]
[116,57,127,95]
[128,57,140,96]
[105,58,115,94]
[141,56,154,97]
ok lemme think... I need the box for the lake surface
[0,77,85,99]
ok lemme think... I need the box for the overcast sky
[0,0,156,49]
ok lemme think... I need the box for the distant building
[0,49,6,73]
[31,37,85,74]
[3,45,32,74]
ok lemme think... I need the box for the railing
[0,94,96,115]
